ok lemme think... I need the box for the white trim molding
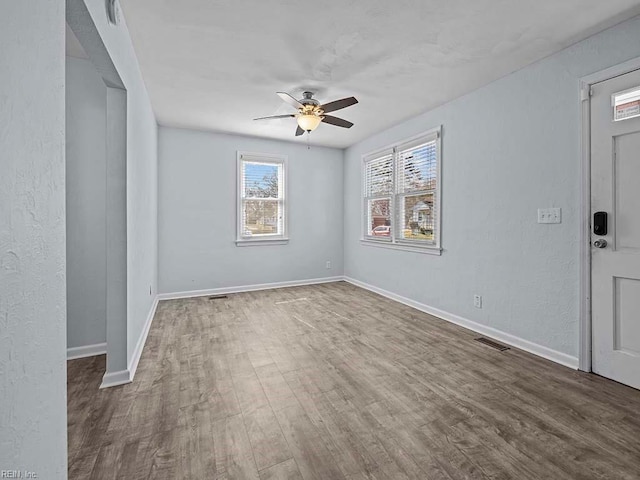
[100,295,160,389]
[67,342,107,360]
[579,78,593,374]
[343,276,579,370]
[360,239,442,255]
[128,295,159,380]
[236,238,289,247]
[100,369,130,389]
[158,276,344,301]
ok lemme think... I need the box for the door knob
[593,239,607,248]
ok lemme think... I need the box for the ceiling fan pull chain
[307,132,311,150]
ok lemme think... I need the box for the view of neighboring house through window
[362,127,441,251]
[237,152,287,244]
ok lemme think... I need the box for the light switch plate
[537,208,562,224]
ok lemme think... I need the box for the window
[362,127,441,253]
[237,152,287,245]
[613,86,640,121]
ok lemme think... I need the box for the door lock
[593,239,607,249]
[593,212,608,236]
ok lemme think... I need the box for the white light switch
[537,208,562,224]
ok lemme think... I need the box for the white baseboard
[100,369,131,389]
[128,295,159,380]
[100,295,160,389]
[67,342,107,360]
[157,276,344,301]
[343,276,579,370]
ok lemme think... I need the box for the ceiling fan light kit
[297,113,323,132]
[254,91,358,136]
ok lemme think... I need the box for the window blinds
[397,140,437,194]
[364,151,393,197]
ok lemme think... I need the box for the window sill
[360,239,442,255]
[236,238,289,247]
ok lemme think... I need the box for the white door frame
[579,56,640,372]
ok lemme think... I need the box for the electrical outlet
[326,261,331,269]
[474,295,482,309]
[537,207,562,224]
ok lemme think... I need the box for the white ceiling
[119,0,640,148]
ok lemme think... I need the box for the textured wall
[0,1,67,478]
[76,0,159,368]
[158,127,344,294]
[344,14,640,360]
[66,56,107,350]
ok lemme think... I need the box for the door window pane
[613,86,640,122]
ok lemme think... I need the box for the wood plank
[242,404,292,471]
[211,413,260,480]
[273,404,346,480]
[259,458,303,480]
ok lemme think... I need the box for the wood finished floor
[68,282,640,479]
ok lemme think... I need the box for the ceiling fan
[254,91,358,136]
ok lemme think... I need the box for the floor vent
[208,295,228,300]
[475,337,510,351]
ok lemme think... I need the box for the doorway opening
[66,0,128,388]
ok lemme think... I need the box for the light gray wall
[75,0,159,368]
[66,55,107,349]
[0,1,67,477]
[159,127,344,294]
[344,15,640,360]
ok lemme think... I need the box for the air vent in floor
[208,295,228,300]
[475,337,510,351]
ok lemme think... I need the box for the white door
[591,68,640,389]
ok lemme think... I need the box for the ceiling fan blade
[253,114,296,121]
[277,92,303,110]
[295,125,305,136]
[322,115,354,128]
[321,96,358,113]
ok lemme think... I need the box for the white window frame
[236,151,289,246]
[360,126,442,255]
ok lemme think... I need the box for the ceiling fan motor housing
[300,91,320,106]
